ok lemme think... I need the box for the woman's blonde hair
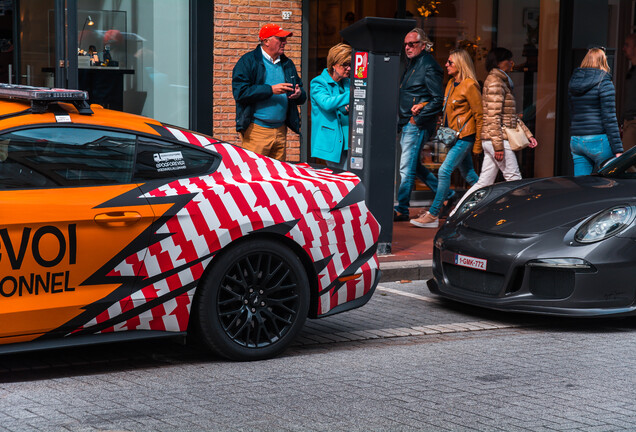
[449,49,479,86]
[327,43,352,74]
[580,48,610,73]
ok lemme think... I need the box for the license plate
[454,254,487,271]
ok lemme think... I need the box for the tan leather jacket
[481,68,533,152]
[442,78,483,152]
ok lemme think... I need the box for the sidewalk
[378,205,436,282]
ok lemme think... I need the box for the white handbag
[503,123,530,151]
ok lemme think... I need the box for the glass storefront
[307,0,636,183]
[0,0,55,88]
[406,0,548,185]
[0,0,190,129]
[77,0,190,127]
[308,0,556,192]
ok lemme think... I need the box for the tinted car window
[0,127,136,189]
[133,137,219,181]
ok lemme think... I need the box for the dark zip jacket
[398,50,444,130]
[568,67,623,154]
[232,46,307,133]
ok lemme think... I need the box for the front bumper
[430,223,636,317]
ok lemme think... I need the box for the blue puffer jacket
[568,67,623,153]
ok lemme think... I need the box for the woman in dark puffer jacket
[568,48,623,176]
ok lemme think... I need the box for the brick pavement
[378,206,438,282]
[0,281,635,431]
[3,325,636,431]
[297,280,532,347]
[379,208,436,263]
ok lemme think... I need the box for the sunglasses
[404,41,422,48]
[273,36,288,42]
[446,60,455,65]
[339,62,351,68]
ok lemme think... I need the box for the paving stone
[1,280,636,431]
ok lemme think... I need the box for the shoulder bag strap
[441,84,454,127]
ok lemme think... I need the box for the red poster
[354,52,368,79]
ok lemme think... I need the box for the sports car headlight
[454,188,490,217]
[575,205,634,243]
[527,258,593,269]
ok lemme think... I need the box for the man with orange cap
[232,23,306,160]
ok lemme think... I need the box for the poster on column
[350,51,368,170]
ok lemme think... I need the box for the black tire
[196,238,310,361]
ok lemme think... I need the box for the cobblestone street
[2,280,636,431]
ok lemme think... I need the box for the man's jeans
[570,134,613,176]
[395,122,444,215]
[429,137,479,217]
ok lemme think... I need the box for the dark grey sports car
[428,148,636,316]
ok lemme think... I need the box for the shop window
[309,0,556,190]
[77,1,189,128]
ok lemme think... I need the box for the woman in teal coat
[310,43,352,170]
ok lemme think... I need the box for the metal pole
[67,0,78,89]
[54,0,66,88]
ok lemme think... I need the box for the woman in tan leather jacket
[450,48,538,216]
[411,48,480,228]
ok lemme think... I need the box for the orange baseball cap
[259,23,293,40]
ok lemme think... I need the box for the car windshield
[598,146,636,178]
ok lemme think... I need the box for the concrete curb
[379,260,433,282]
[293,320,524,347]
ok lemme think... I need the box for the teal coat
[310,69,350,163]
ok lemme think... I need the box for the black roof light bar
[0,84,93,115]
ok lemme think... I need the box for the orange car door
[0,186,155,341]
[0,126,155,343]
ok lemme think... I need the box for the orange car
[0,84,380,360]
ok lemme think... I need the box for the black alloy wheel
[197,238,309,361]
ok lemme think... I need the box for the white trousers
[451,140,522,216]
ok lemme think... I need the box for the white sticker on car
[454,254,487,271]
[55,114,72,123]
[153,151,186,172]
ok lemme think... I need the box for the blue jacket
[232,46,307,133]
[310,69,350,163]
[568,67,623,153]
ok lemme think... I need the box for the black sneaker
[393,211,410,222]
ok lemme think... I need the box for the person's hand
[288,84,301,99]
[345,105,349,113]
[272,83,294,95]
[409,116,416,125]
[411,104,423,116]
[616,152,623,158]
[529,137,538,148]
[494,150,504,161]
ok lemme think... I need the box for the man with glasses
[232,23,306,160]
[394,28,446,221]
